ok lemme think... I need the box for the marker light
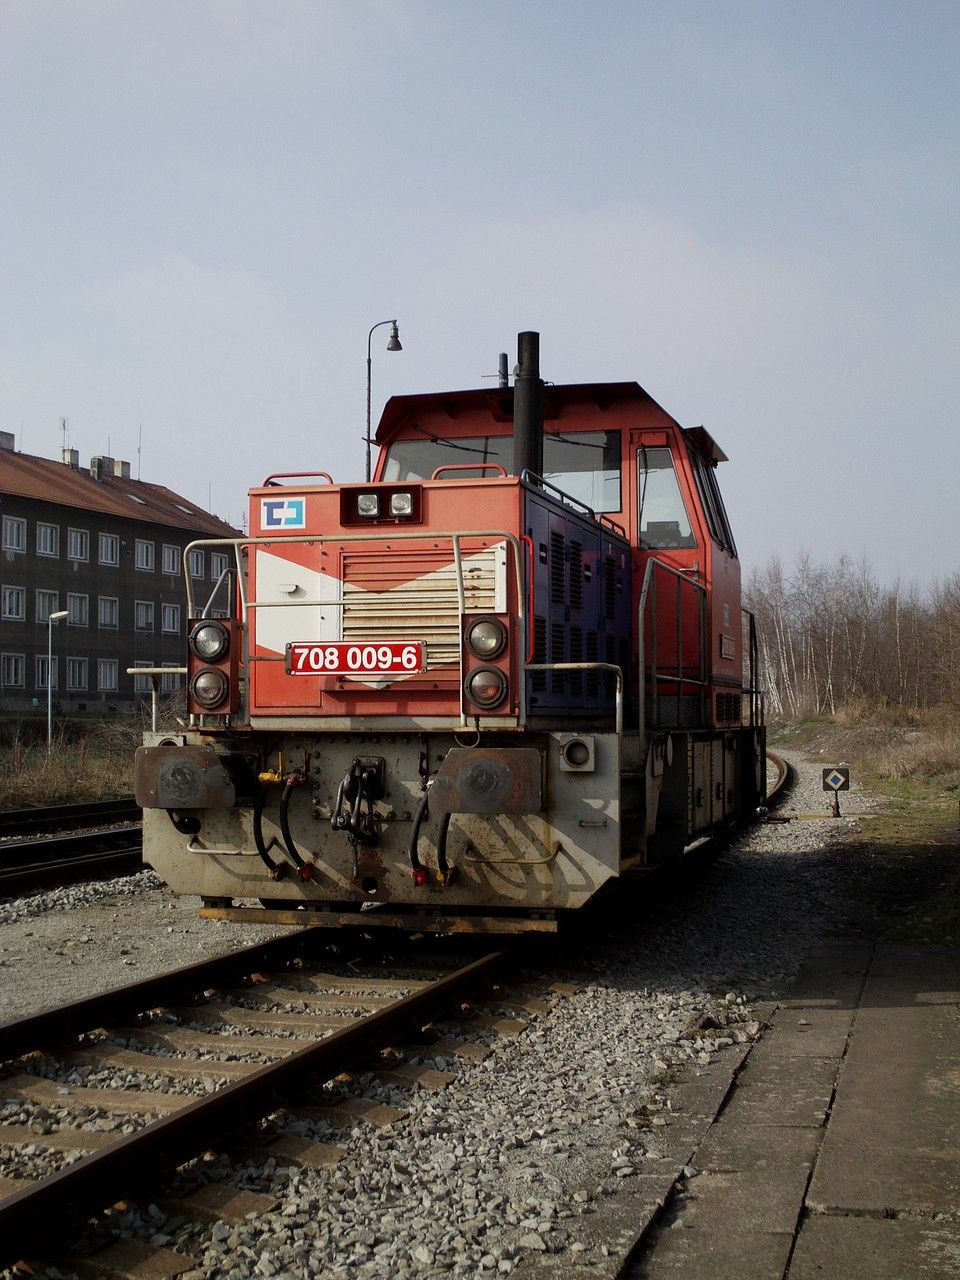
[189,620,230,663]
[466,617,507,659]
[464,666,508,709]
[190,667,230,709]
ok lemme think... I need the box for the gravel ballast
[0,755,878,1278]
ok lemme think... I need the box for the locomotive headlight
[356,493,379,517]
[464,666,508,709]
[390,491,413,516]
[190,667,230,709]
[466,617,507,659]
[189,620,230,662]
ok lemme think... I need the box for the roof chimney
[90,455,115,481]
[113,459,131,479]
[62,447,79,468]
[0,431,15,452]
[513,331,543,480]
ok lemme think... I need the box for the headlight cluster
[188,619,233,711]
[356,491,414,518]
[462,616,509,711]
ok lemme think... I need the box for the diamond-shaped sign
[822,767,850,791]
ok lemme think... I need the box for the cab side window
[637,447,697,549]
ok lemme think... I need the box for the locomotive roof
[375,381,728,462]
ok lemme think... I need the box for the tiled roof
[0,450,239,537]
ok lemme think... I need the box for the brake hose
[279,775,310,873]
[252,793,287,878]
[409,788,430,873]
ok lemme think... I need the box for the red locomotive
[135,333,765,933]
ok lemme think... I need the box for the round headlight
[466,617,507,659]
[190,667,229,709]
[464,666,508,709]
[390,491,413,516]
[357,492,379,517]
[189,620,229,662]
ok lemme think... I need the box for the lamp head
[49,610,69,623]
[387,321,402,352]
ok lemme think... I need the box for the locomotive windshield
[637,446,697,549]
[382,429,622,512]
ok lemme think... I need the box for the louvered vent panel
[586,630,599,696]
[341,547,500,670]
[551,622,566,693]
[569,541,583,610]
[569,625,583,694]
[604,556,617,620]
[550,532,566,604]
[532,615,547,692]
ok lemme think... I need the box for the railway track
[0,825,144,897]
[0,933,540,1275]
[0,797,140,839]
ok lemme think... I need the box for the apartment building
[0,432,239,714]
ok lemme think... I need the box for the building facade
[0,434,239,715]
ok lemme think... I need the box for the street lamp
[47,609,69,750]
[366,318,402,481]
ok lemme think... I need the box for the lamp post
[366,319,402,481]
[47,609,69,750]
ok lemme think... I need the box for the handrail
[261,471,334,487]
[430,463,508,480]
[519,470,627,538]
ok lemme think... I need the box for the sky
[2,1,957,585]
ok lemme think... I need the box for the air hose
[252,793,287,879]
[279,774,312,878]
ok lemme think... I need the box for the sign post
[822,767,850,817]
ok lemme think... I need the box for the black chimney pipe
[513,330,543,480]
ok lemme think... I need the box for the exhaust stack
[513,330,543,480]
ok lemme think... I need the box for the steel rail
[0,845,143,896]
[0,797,139,838]
[0,946,507,1271]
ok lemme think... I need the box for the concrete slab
[717,1053,836,1128]
[808,944,960,1215]
[672,1159,808,1235]
[694,1121,821,1176]
[789,1213,960,1280]
[630,1227,795,1279]
[763,1006,856,1059]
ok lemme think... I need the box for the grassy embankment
[770,709,960,945]
[0,719,139,808]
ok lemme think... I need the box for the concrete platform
[629,941,960,1278]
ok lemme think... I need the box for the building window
[67,527,89,561]
[66,657,88,690]
[135,539,155,571]
[210,551,230,579]
[162,544,181,574]
[161,603,181,633]
[67,593,89,626]
[188,549,204,579]
[2,585,25,620]
[99,532,120,565]
[2,516,26,552]
[135,600,155,631]
[98,658,119,692]
[161,663,182,693]
[37,523,59,557]
[36,654,58,691]
[133,661,154,693]
[1,653,25,688]
[36,589,59,621]
[98,596,120,629]
[210,609,230,619]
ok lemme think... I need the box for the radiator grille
[341,545,503,670]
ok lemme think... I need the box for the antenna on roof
[137,424,142,480]
[61,417,68,452]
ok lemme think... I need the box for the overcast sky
[3,1,957,584]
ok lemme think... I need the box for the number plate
[286,641,426,676]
